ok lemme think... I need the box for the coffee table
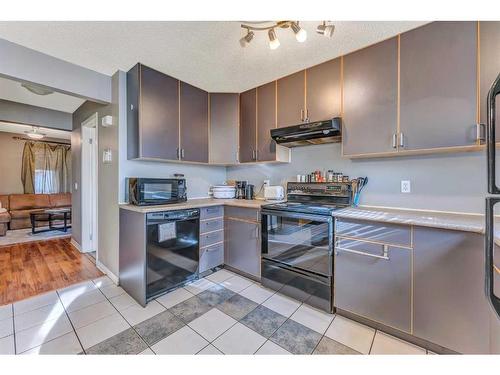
[30,208,72,234]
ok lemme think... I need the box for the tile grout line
[11,304,17,354]
[368,329,377,354]
[56,288,91,355]
[90,280,151,354]
[309,314,337,355]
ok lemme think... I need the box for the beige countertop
[120,198,498,243]
[119,198,278,213]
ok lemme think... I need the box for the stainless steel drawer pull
[335,245,390,261]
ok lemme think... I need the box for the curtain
[21,142,71,194]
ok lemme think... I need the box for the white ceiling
[0,76,85,113]
[0,21,427,93]
[0,121,71,139]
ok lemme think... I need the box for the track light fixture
[239,21,333,49]
[268,29,280,50]
[316,21,335,38]
[239,30,254,47]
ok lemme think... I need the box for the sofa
[0,193,72,233]
[0,195,10,236]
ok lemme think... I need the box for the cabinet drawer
[335,218,411,247]
[199,242,224,273]
[335,238,411,332]
[225,206,259,222]
[200,205,223,220]
[200,229,224,248]
[200,218,223,234]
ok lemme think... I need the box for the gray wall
[97,71,123,277]
[71,101,107,247]
[0,99,72,130]
[227,143,486,214]
[0,38,111,103]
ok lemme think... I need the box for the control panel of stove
[287,182,351,196]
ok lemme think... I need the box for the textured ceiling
[0,21,427,93]
[0,76,85,113]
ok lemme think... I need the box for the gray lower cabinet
[199,206,224,274]
[399,22,478,150]
[413,228,491,354]
[224,208,260,278]
[334,237,412,332]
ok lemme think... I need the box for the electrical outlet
[263,180,270,187]
[401,180,411,193]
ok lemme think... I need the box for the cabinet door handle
[255,226,260,239]
[255,149,259,161]
[399,132,405,148]
[300,109,304,122]
[176,148,180,159]
[335,245,390,261]
[181,149,185,159]
[477,123,486,144]
[305,109,310,122]
[392,133,397,149]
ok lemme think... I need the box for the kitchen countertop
[119,198,278,213]
[120,198,499,243]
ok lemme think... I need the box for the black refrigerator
[485,72,500,320]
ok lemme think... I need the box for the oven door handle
[261,209,333,223]
[485,197,500,317]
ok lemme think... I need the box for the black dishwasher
[146,209,199,300]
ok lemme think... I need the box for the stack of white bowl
[211,185,236,199]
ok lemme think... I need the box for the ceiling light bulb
[291,22,307,43]
[268,29,280,50]
[239,30,254,47]
[25,127,45,139]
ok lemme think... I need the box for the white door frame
[81,113,98,256]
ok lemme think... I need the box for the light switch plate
[401,180,411,193]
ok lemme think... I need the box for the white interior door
[81,113,98,254]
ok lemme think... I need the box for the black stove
[262,181,352,215]
[260,181,353,313]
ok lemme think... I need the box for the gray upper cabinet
[209,93,239,165]
[480,21,500,137]
[257,81,277,162]
[180,82,209,163]
[413,228,491,354]
[342,38,398,156]
[277,70,306,128]
[400,22,478,150]
[127,63,179,160]
[240,88,257,163]
[306,58,342,123]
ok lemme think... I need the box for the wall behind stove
[226,143,486,214]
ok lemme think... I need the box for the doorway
[81,113,98,258]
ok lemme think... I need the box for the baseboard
[70,238,82,252]
[96,260,119,285]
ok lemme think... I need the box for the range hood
[271,118,342,147]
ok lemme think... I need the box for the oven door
[261,209,333,276]
[139,179,186,205]
[261,209,334,312]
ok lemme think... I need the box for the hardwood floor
[0,238,103,305]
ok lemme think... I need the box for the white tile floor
[0,269,434,355]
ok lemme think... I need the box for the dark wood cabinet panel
[128,63,179,160]
[180,82,209,163]
[239,88,257,163]
[480,21,500,136]
[306,58,341,122]
[210,93,239,164]
[400,22,477,150]
[257,81,277,161]
[277,70,305,128]
[342,38,398,156]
